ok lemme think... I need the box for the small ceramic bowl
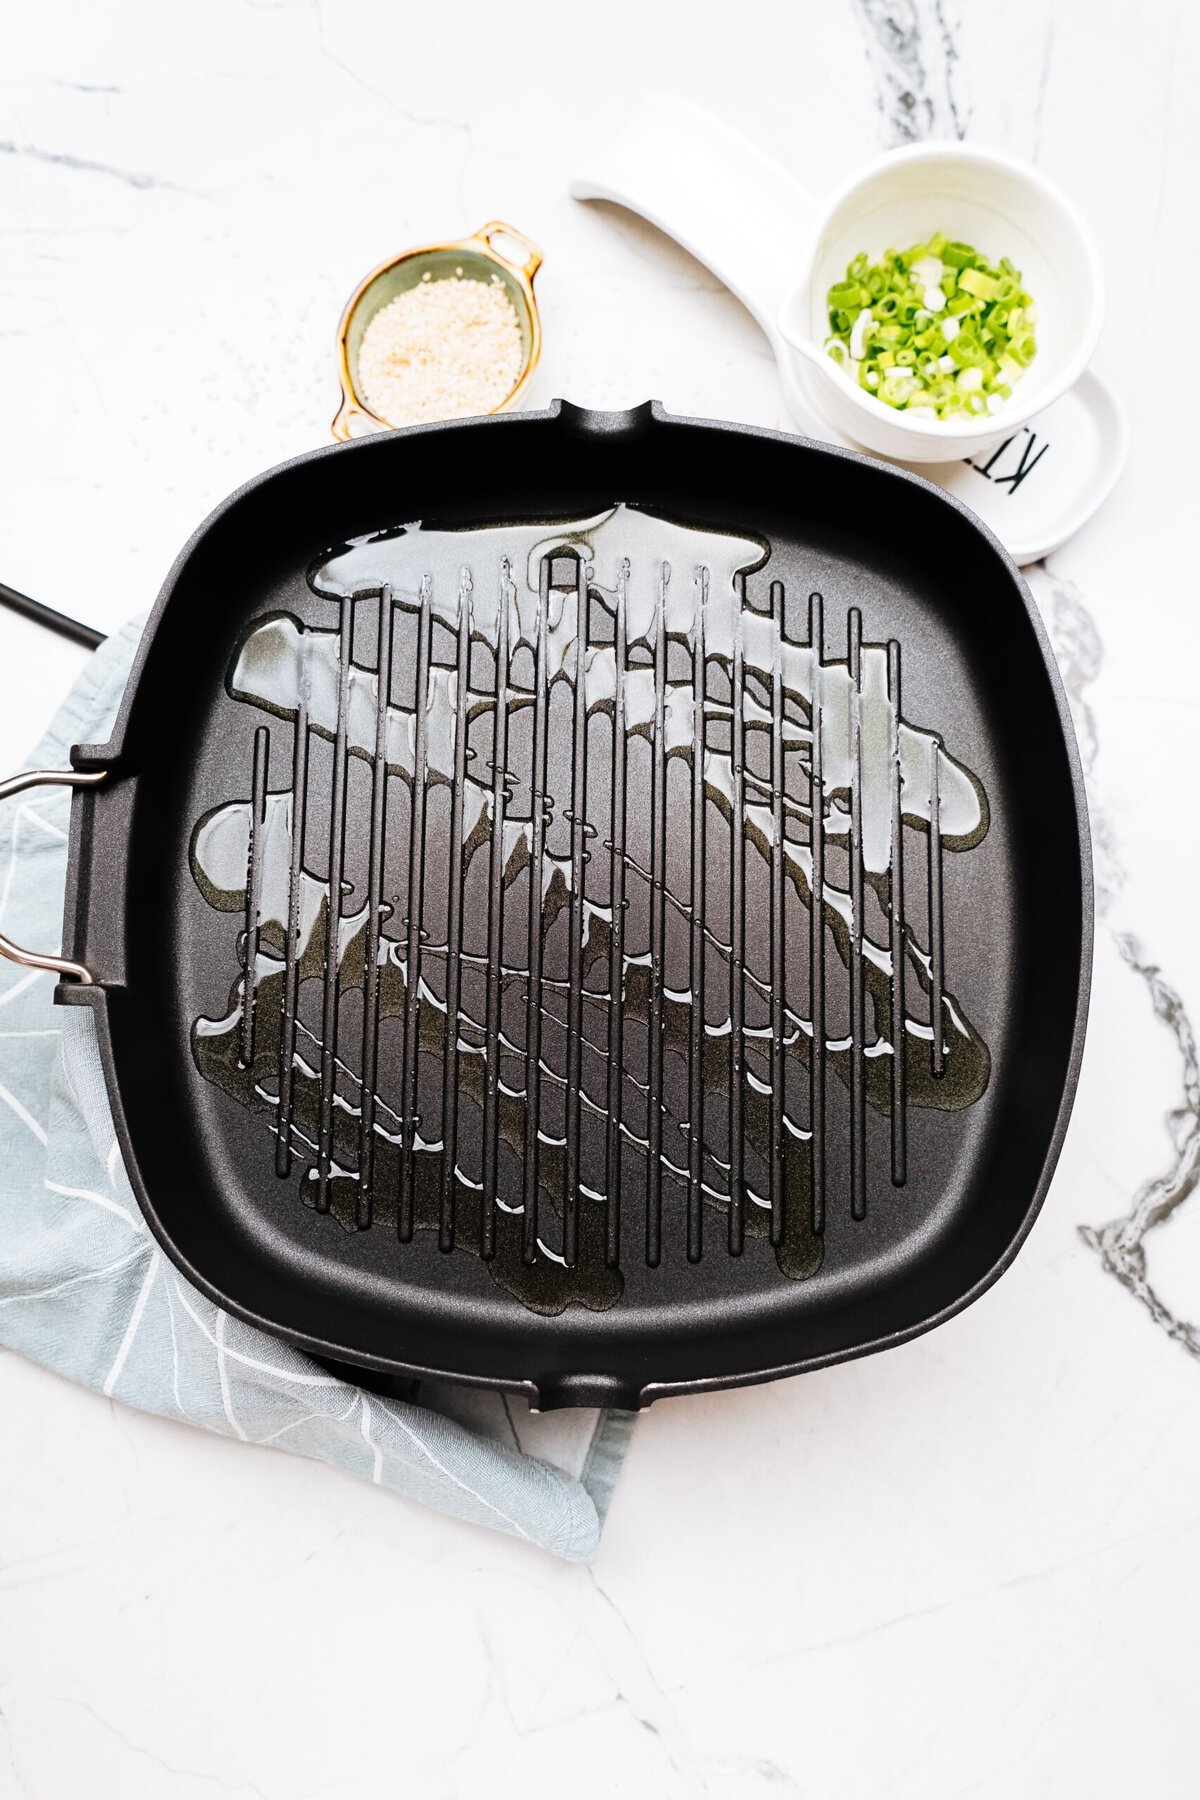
[777,143,1104,464]
[332,220,543,440]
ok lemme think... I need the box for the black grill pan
[21,402,1089,1408]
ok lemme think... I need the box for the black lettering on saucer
[964,427,1050,495]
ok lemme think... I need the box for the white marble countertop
[2,2,1199,1794]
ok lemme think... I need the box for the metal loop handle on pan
[0,768,106,983]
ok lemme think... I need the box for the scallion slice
[824,236,1038,420]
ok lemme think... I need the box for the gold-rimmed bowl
[332,220,543,439]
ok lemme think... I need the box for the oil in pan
[188,502,991,1316]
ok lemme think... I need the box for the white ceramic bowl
[572,98,1106,467]
[777,142,1105,463]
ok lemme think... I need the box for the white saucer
[789,367,1128,567]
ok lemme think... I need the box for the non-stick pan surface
[55,402,1090,1408]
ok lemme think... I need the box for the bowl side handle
[569,92,815,350]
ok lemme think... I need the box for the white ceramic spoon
[570,94,1127,565]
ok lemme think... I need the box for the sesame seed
[356,273,525,428]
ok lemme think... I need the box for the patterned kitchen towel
[0,618,634,1562]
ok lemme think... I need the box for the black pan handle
[0,580,106,651]
[0,768,107,983]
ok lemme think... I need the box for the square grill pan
[53,402,1091,1408]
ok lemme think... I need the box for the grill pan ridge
[56,402,1091,1408]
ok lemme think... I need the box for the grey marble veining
[1043,571,1200,1358]
[1081,944,1200,1357]
[849,0,970,143]
[0,136,190,192]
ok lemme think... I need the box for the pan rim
[60,400,1093,1408]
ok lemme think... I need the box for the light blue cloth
[0,619,633,1561]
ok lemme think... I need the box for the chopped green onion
[823,235,1037,420]
[958,267,999,301]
